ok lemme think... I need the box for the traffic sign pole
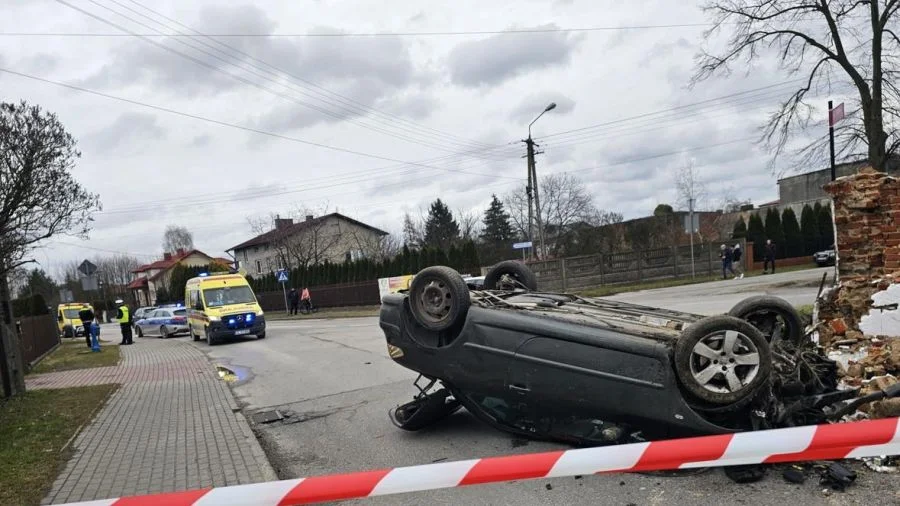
[276,269,289,315]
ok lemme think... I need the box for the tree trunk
[0,272,26,398]
[868,0,888,172]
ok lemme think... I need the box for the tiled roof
[127,277,148,289]
[229,213,388,251]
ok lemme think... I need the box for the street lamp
[526,102,557,259]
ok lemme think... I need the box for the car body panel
[379,294,729,438]
[135,308,189,337]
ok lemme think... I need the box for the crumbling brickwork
[817,168,900,347]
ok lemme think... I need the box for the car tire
[484,260,538,291]
[63,326,74,338]
[727,295,804,346]
[135,326,143,338]
[206,327,219,346]
[257,331,266,339]
[408,266,471,331]
[674,315,772,406]
[160,326,168,339]
[190,327,199,341]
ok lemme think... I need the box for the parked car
[134,307,189,338]
[814,246,836,266]
[378,261,879,444]
[133,306,157,321]
[57,303,92,337]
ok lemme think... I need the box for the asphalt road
[180,267,898,505]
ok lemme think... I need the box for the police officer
[115,299,133,345]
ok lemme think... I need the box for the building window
[256,260,261,274]
[242,250,248,261]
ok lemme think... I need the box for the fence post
[560,258,568,292]
[672,246,678,279]
[637,249,643,283]
[707,243,713,277]
[599,253,605,286]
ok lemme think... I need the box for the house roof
[131,249,214,274]
[127,277,148,290]
[229,213,389,251]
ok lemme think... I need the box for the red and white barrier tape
[62,417,900,506]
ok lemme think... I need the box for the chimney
[275,218,294,230]
[305,215,314,222]
[163,252,172,261]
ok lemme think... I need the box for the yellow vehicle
[184,273,265,345]
[57,302,92,338]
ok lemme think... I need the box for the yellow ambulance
[57,302,92,338]
[184,273,265,345]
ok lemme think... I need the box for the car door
[141,310,161,336]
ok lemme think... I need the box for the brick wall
[817,168,900,346]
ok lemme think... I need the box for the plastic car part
[674,315,772,406]
[408,266,471,331]
[727,296,804,346]
[483,261,538,291]
[389,387,462,431]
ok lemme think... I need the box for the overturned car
[379,262,898,445]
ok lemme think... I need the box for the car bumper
[208,317,266,340]
[168,324,189,335]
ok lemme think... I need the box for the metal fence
[526,241,746,292]
[16,315,59,365]
[255,280,380,312]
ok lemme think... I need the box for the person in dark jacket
[763,239,776,274]
[115,299,133,345]
[288,288,300,315]
[732,243,745,279]
[720,244,736,279]
[78,306,95,348]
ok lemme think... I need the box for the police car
[134,306,189,338]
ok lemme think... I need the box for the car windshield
[63,309,82,319]
[174,309,186,316]
[203,286,256,307]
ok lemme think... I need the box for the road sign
[512,241,533,250]
[78,259,98,277]
[81,275,98,292]
[276,269,289,283]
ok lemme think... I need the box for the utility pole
[689,198,696,279]
[524,102,556,261]
[829,100,836,181]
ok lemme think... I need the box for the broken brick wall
[818,168,900,347]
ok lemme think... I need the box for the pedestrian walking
[732,243,745,279]
[288,288,300,315]
[720,244,737,279]
[78,305,95,349]
[763,239,776,274]
[115,299,133,345]
[300,287,312,313]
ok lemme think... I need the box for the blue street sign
[512,241,533,250]
[276,269,289,283]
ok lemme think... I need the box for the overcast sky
[2,0,846,275]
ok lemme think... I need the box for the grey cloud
[84,112,166,153]
[447,25,582,87]
[80,5,418,99]
[190,134,211,147]
[409,11,426,23]
[509,91,575,124]
[18,53,59,74]
[374,90,438,120]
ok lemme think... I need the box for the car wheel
[727,295,804,346]
[160,326,168,339]
[206,327,219,346]
[135,325,143,338]
[408,266,471,331]
[257,331,266,339]
[190,327,199,341]
[63,326,74,338]
[484,260,538,291]
[674,315,772,406]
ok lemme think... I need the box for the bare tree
[675,158,708,212]
[0,100,99,397]
[162,225,194,254]
[694,0,900,171]
[505,173,599,257]
[347,229,401,262]
[456,208,481,242]
[402,212,424,248]
[95,254,142,288]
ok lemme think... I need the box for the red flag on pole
[829,102,845,126]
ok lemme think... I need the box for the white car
[134,308,189,338]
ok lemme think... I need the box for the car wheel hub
[689,330,760,394]
[419,280,452,322]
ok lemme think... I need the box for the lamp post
[525,102,556,260]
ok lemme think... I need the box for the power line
[0,23,716,38]
[48,240,159,258]
[56,0,505,157]
[0,66,521,179]
[107,0,497,153]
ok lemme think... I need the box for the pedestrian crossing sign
[276,269,288,283]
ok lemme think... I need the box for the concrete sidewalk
[27,339,276,504]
